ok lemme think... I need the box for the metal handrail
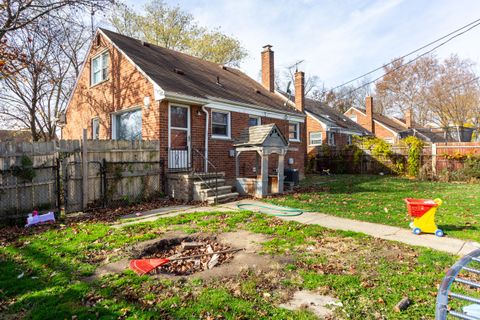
[192,148,219,205]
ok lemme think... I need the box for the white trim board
[206,102,304,123]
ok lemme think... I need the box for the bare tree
[274,68,320,97]
[0,0,112,39]
[0,15,90,140]
[1,0,111,78]
[426,55,479,127]
[375,55,438,125]
[310,78,373,114]
[108,0,247,66]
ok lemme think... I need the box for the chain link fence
[0,161,60,224]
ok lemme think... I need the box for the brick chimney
[261,45,274,92]
[294,71,305,112]
[405,108,413,128]
[365,96,374,133]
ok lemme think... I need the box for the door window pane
[170,129,188,149]
[171,106,188,128]
[115,109,142,140]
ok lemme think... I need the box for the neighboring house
[0,129,32,143]
[344,96,411,144]
[304,98,371,154]
[62,29,306,201]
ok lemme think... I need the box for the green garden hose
[237,202,304,217]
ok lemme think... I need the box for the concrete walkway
[114,200,479,256]
[220,200,480,256]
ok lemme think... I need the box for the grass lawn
[266,174,480,242]
[0,210,470,319]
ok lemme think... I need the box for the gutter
[202,105,209,172]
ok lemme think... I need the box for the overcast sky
[122,0,480,89]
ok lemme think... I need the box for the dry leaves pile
[146,238,234,276]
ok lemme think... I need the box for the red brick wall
[306,114,352,155]
[63,33,157,140]
[63,33,306,182]
[344,109,396,141]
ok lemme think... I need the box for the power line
[450,76,480,91]
[337,20,480,99]
[331,17,480,91]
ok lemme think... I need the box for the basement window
[212,110,231,139]
[289,122,300,142]
[91,51,109,85]
[309,132,323,146]
[112,108,142,140]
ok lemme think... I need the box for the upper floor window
[309,132,323,146]
[350,114,357,122]
[289,122,300,142]
[91,51,109,86]
[248,116,261,127]
[212,110,230,139]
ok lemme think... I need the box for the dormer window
[91,51,109,86]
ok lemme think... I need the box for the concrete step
[192,172,225,180]
[193,178,226,188]
[207,192,239,205]
[199,185,232,197]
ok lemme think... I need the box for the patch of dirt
[279,290,342,319]
[88,230,290,281]
[137,235,235,276]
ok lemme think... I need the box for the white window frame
[211,109,231,139]
[91,117,99,140]
[327,132,335,146]
[350,114,357,122]
[309,131,323,146]
[111,107,142,140]
[289,122,300,142]
[347,135,352,145]
[248,115,261,127]
[91,50,109,86]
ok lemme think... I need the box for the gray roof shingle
[100,28,303,116]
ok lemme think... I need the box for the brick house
[344,96,411,144]
[62,29,306,201]
[304,98,371,155]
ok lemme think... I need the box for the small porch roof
[233,123,288,148]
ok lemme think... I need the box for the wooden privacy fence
[0,138,165,223]
[311,142,480,177]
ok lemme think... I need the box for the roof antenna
[286,59,304,72]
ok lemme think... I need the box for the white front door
[168,105,191,169]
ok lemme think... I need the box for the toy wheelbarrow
[129,248,242,275]
[405,198,444,237]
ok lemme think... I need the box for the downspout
[202,105,209,172]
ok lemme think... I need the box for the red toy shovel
[129,248,243,275]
